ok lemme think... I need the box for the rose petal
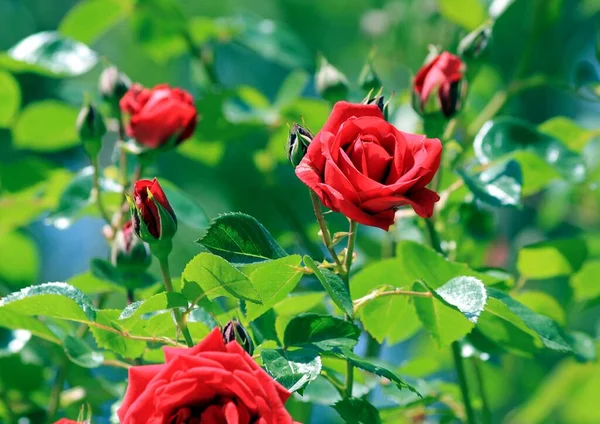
[321,101,384,135]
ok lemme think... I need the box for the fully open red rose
[295,101,442,230]
[118,328,296,424]
[53,419,82,424]
[120,83,197,148]
[413,51,465,117]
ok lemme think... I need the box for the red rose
[131,178,177,241]
[53,420,82,424]
[413,51,465,117]
[117,328,296,424]
[295,101,442,230]
[120,83,197,148]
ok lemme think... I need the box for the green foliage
[261,347,322,393]
[303,256,353,316]
[284,314,361,351]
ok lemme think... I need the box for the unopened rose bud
[287,123,313,168]
[363,94,390,121]
[458,25,492,60]
[129,178,177,255]
[77,102,106,158]
[111,220,152,272]
[412,51,466,119]
[222,320,254,355]
[315,56,349,103]
[99,66,131,112]
[358,61,381,93]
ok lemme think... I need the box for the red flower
[131,178,176,241]
[117,328,296,424]
[120,83,197,148]
[413,51,465,117]
[53,420,82,424]
[295,101,442,230]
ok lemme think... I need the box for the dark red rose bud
[413,51,466,119]
[129,178,177,247]
[221,320,254,356]
[111,220,152,272]
[120,84,197,150]
[99,66,131,108]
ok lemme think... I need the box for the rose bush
[295,101,442,230]
[120,83,197,149]
[117,328,295,424]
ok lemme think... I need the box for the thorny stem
[158,256,194,347]
[309,190,344,271]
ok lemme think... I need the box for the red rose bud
[296,101,442,231]
[413,51,466,118]
[130,178,177,247]
[221,320,254,355]
[111,220,152,272]
[358,61,381,93]
[287,123,313,168]
[363,93,390,121]
[316,55,349,103]
[119,84,197,150]
[99,66,131,109]
[76,102,106,158]
[53,420,83,424]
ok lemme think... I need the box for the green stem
[158,256,194,347]
[342,220,358,398]
[47,356,69,421]
[452,342,476,424]
[424,218,442,254]
[183,31,219,87]
[309,190,344,271]
[472,357,491,424]
[91,156,111,224]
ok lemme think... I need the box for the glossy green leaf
[538,116,599,152]
[439,0,488,30]
[333,398,382,424]
[90,309,146,358]
[68,271,125,295]
[12,101,81,152]
[570,260,600,302]
[284,314,361,351]
[63,335,104,368]
[118,292,188,321]
[182,252,261,304]
[261,348,321,393]
[359,295,421,344]
[59,0,131,44]
[197,212,287,264]
[459,159,522,207]
[515,291,565,326]
[275,70,309,109]
[303,256,353,317]
[0,231,39,288]
[517,238,587,280]
[160,181,209,230]
[9,31,98,76]
[242,255,303,320]
[0,309,60,344]
[273,292,326,317]
[474,117,587,185]
[0,282,96,322]
[0,70,20,127]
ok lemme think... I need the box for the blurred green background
[1,0,600,423]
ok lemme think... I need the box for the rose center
[346,137,393,182]
[168,398,256,424]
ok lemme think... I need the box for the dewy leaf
[261,348,322,393]
[63,335,104,368]
[333,398,382,424]
[284,314,361,351]
[197,212,287,264]
[435,276,487,323]
[0,282,96,322]
[459,159,523,208]
[488,288,572,352]
[303,256,353,317]
[182,252,262,304]
[517,238,587,280]
[9,31,98,76]
[241,255,303,320]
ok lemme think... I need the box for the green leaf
[489,288,572,352]
[511,150,561,195]
[538,116,599,152]
[68,271,125,295]
[359,295,421,344]
[0,231,39,289]
[0,282,96,322]
[434,276,487,323]
[333,398,382,424]
[412,280,475,346]
[474,117,586,185]
[0,70,20,127]
[514,291,565,326]
[261,348,321,393]
[273,292,326,317]
[59,0,131,44]
[8,31,98,76]
[242,255,303,320]
[118,292,188,321]
[90,309,146,358]
[197,212,287,264]
[0,309,60,344]
[284,314,361,351]
[182,252,261,304]
[63,335,104,368]
[439,0,488,30]
[517,238,587,280]
[12,100,81,152]
[459,159,522,207]
[571,260,600,302]
[160,181,209,230]
[275,70,309,109]
[303,256,353,317]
